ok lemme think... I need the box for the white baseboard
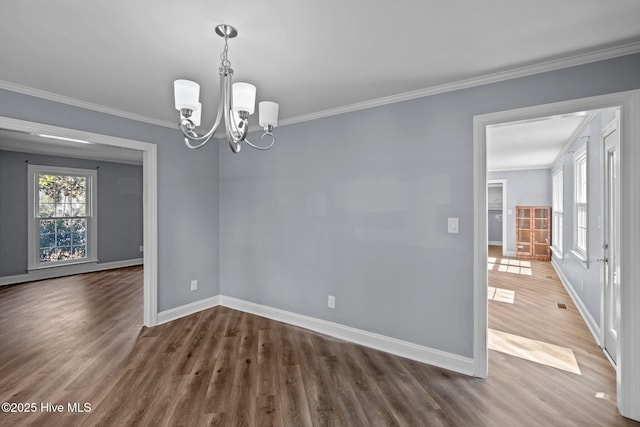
[152,294,475,376]
[488,241,503,246]
[0,258,143,286]
[551,259,601,346]
[156,295,220,325]
[219,295,475,376]
[504,250,516,257]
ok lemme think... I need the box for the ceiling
[0,129,143,164]
[487,113,591,171]
[0,0,639,131]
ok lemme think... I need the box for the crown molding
[280,41,640,128]
[2,41,640,132]
[0,80,176,129]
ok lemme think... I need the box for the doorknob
[597,258,608,263]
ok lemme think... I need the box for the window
[28,165,98,270]
[552,170,563,257]
[573,147,587,259]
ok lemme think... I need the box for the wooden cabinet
[515,206,551,261]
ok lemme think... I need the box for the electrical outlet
[191,279,198,291]
[581,280,584,291]
[328,295,335,309]
[139,245,144,252]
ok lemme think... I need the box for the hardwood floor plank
[0,262,637,426]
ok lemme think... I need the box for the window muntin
[28,165,97,269]
[552,170,563,256]
[574,148,587,258]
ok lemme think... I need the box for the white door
[602,116,620,364]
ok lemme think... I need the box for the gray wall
[219,53,640,358]
[0,150,144,276]
[551,111,616,326]
[0,89,219,311]
[1,52,639,359]
[487,169,552,255]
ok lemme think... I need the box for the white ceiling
[486,113,590,171]
[1,0,640,132]
[0,0,640,128]
[0,129,143,164]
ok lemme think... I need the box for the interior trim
[0,258,143,286]
[155,294,475,376]
[3,42,640,133]
[0,80,176,129]
[551,259,601,345]
[0,116,159,328]
[220,295,476,376]
[474,90,640,421]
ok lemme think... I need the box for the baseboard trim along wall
[0,258,144,286]
[551,259,601,346]
[154,294,475,375]
[157,295,220,325]
[220,295,475,376]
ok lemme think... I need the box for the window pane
[38,218,87,263]
[69,219,87,246]
[39,203,56,218]
[38,173,87,219]
[39,219,56,248]
[71,203,86,216]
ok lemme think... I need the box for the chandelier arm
[243,132,276,150]
[180,74,226,149]
[229,104,249,142]
[222,74,242,153]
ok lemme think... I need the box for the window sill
[570,250,589,270]
[28,258,98,272]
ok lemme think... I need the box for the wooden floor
[0,255,637,426]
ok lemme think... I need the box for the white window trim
[572,145,588,264]
[551,170,564,259]
[27,165,98,271]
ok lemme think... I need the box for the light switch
[448,217,459,234]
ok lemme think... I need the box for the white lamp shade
[232,82,256,115]
[259,101,279,128]
[174,80,200,111]
[190,103,202,126]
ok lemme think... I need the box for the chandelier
[173,24,279,153]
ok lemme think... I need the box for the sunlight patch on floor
[497,258,532,275]
[488,256,497,270]
[488,257,533,275]
[489,328,582,375]
[488,286,515,304]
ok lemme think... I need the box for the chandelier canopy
[173,24,279,153]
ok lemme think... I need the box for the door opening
[602,113,621,365]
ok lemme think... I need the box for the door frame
[473,90,640,420]
[487,179,507,255]
[601,114,621,364]
[0,116,159,327]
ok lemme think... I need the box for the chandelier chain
[220,36,231,68]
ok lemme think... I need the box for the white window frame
[573,146,588,261]
[27,165,98,270]
[551,170,564,258]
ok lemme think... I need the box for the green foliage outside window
[38,174,88,263]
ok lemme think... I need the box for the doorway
[602,114,621,364]
[487,180,506,254]
[473,90,640,420]
[0,116,158,326]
